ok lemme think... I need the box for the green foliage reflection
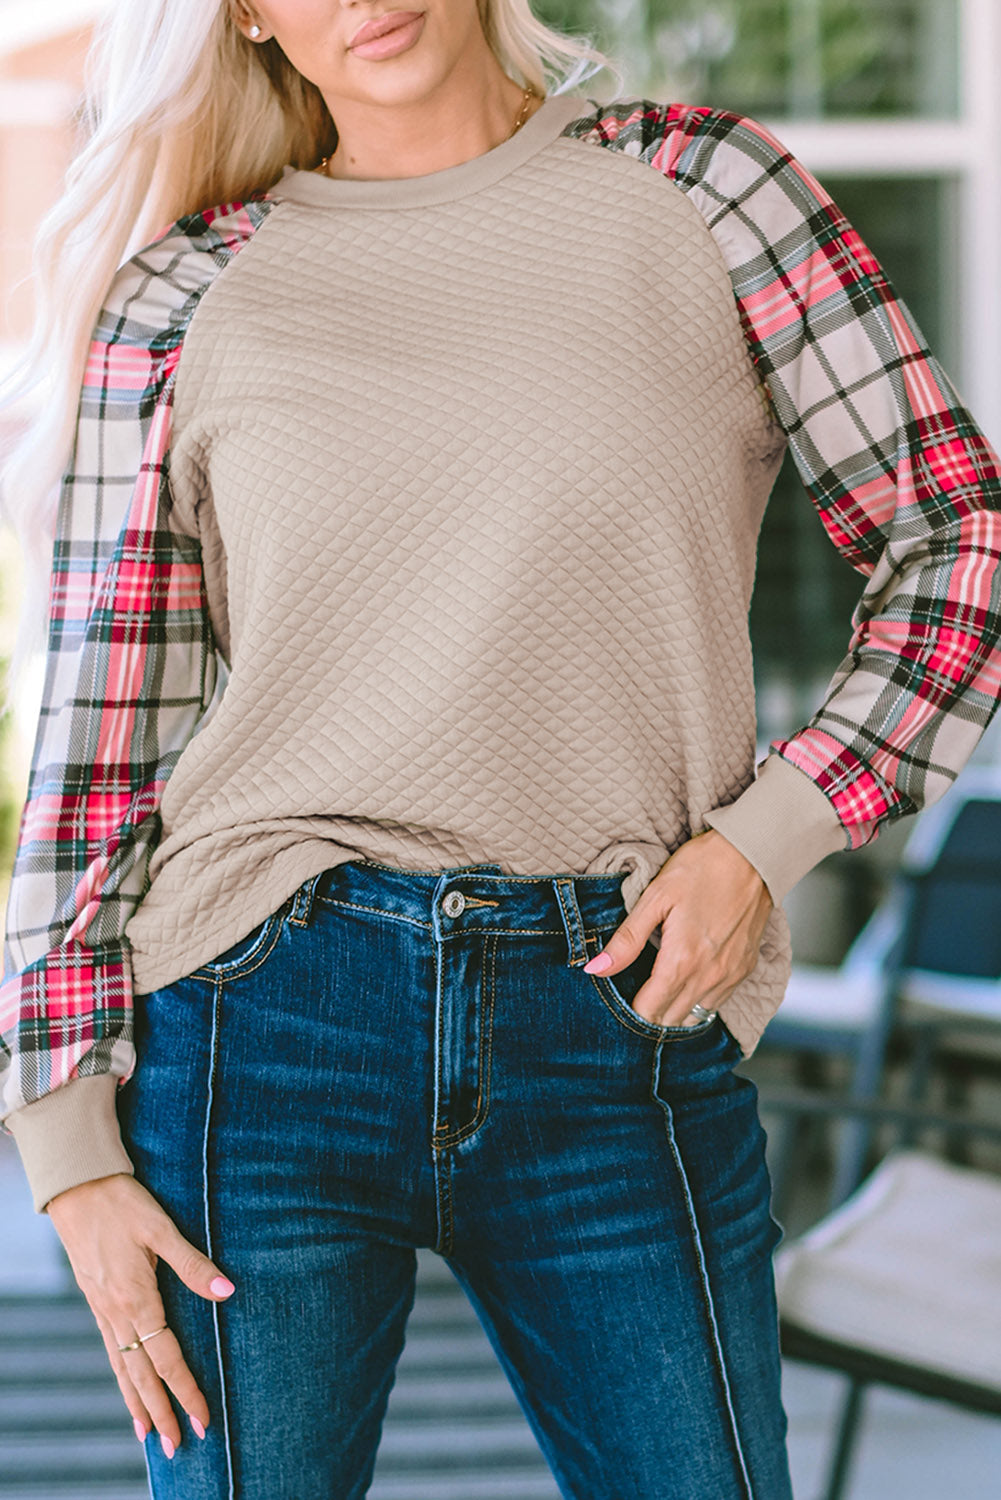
[540,0,959,118]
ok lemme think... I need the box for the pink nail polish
[161,1433,176,1460]
[209,1275,235,1297]
[583,952,613,973]
[189,1414,206,1440]
[133,1418,147,1444]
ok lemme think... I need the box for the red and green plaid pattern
[4,99,1001,1123]
[0,199,275,1116]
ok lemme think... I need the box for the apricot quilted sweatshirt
[5,90,1001,1211]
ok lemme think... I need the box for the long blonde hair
[0,0,623,708]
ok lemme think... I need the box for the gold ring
[118,1325,169,1352]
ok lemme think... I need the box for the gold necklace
[313,85,540,176]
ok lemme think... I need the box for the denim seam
[316,894,569,939]
[553,876,587,964]
[314,895,433,932]
[587,972,663,1038]
[651,1046,755,1499]
[439,925,567,936]
[432,932,497,1148]
[431,927,453,1255]
[204,978,236,1498]
[191,905,288,983]
[588,974,718,1041]
[433,1148,455,1256]
[287,872,323,926]
[581,929,667,1040]
[584,934,718,1042]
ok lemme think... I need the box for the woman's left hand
[582,829,774,1027]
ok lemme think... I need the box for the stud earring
[249,24,261,37]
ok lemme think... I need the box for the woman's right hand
[46,1172,236,1459]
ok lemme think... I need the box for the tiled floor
[2,1128,999,1499]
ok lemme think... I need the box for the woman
[2,0,1000,1495]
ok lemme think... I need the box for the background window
[750,172,959,741]
[546,0,962,119]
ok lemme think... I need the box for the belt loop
[287,871,324,928]
[553,877,588,967]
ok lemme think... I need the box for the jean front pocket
[190,896,292,983]
[583,927,720,1042]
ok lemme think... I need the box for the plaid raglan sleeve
[663,107,1001,902]
[0,281,220,1212]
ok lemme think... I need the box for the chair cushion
[900,971,1001,1021]
[771,964,884,1030]
[774,1149,1001,1390]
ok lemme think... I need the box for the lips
[349,11,424,48]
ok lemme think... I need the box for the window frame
[760,0,1001,448]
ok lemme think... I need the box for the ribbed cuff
[4,1073,135,1214]
[703,752,848,904]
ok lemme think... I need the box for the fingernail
[134,1418,147,1444]
[583,952,613,973]
[189,1413,206,1440]
[209,1275,235,1297]
[161,1433,176,1460]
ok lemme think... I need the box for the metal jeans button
[441,890,466,918]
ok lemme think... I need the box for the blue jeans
[117,859,793,1499]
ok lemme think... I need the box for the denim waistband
[289,858,632,961]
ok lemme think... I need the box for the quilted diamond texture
[125,128,792,1054]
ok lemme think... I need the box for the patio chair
[766,1089,1001,1500]
[760,763,1001,1215]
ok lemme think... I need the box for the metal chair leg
[819,1377,867,1500]
[830,979,899,1207]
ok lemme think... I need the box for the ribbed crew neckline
[270,91,593,210]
